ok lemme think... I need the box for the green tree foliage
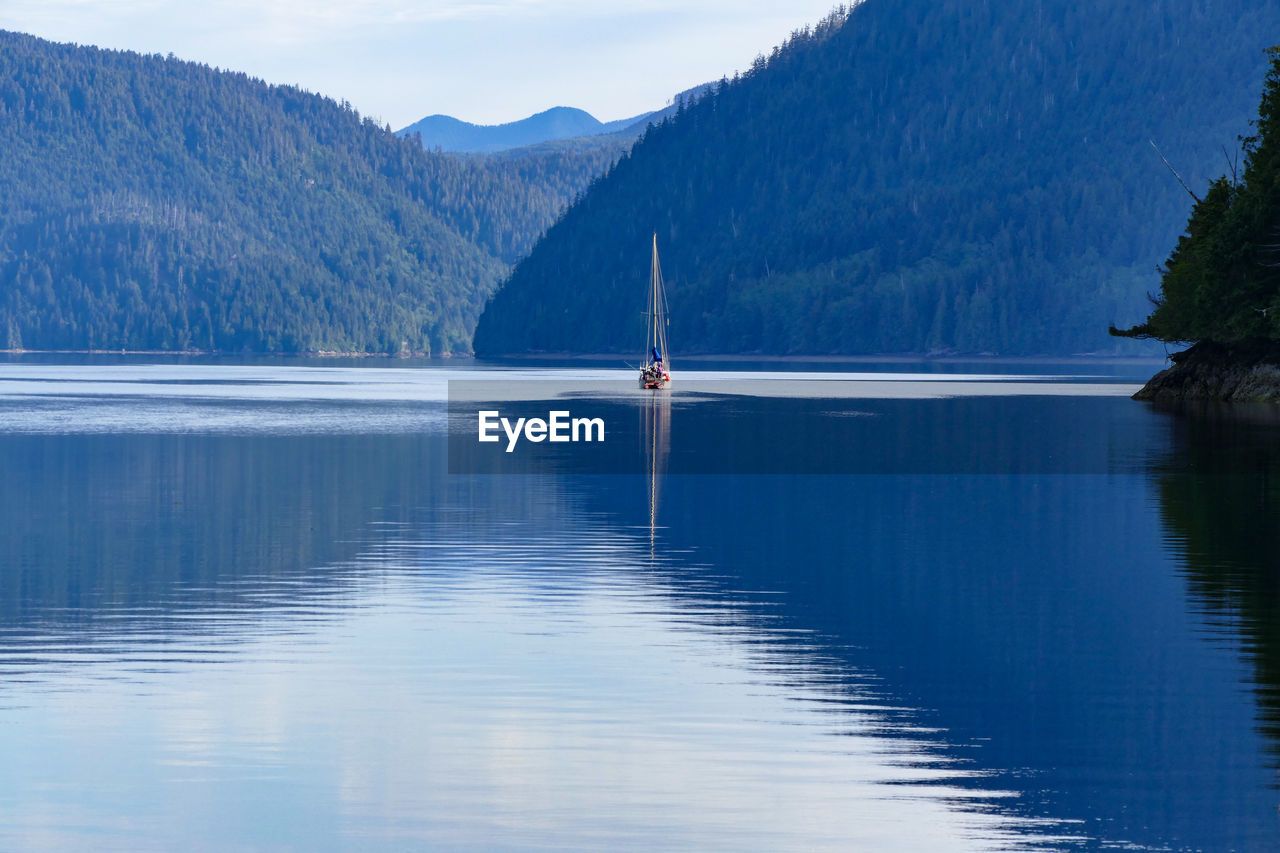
[1117,48,1280,343]
[0,32,619,354]
[475,0,1280,356]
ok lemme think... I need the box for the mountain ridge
[399,106,621,153]
[398,84,713,154]
[475,0,1280,357]
[0,30,627,354]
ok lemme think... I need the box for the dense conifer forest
[0,32,613,353]
[475,0,1280,356]
[1115,48,1280,345]
[8,0,1280,358]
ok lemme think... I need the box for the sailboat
[639,233,671,390]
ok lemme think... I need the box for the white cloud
[0,0,844,125]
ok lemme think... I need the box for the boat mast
[646,232,669,368]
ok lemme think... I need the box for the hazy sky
[0,1,844,127]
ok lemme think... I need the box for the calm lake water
[0,357,1276,851]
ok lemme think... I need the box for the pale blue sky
[0,1,844,127]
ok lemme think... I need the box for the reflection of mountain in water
[0,418,1065,849]
[599,394,1280,850]
[3,392,1280,849]
[0,432,540,635]
[1145,402,1280,771]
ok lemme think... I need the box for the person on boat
[650,347,668,382]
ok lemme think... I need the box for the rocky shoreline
[1134,340,1280,402]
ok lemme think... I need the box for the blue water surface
[0,356,1273,851]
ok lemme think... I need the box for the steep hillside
[474,1,1280,356]
[431,143,629,266]
[0,32,598,354]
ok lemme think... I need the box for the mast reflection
[641,390,671,554]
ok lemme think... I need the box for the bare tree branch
[1222,144,1240,186]
[1150,139,1201,204]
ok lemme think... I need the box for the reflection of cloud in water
[456,376,1141,405]
[0,519,1078,851]
[0,363,1138,435]
[0,362,1161,849]
[0,396,444,434]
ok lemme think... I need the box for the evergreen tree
[0,32,625,354]
[1116,48,1280,343]
[476,0,1280,357]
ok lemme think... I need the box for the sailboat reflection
[641,389,672,552]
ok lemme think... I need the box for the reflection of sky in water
[0,523,1074,851]
[0,361,1272,851]
[0,363,1139,435]
[0,396,447,434]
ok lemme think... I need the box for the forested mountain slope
[0,32,614,354]
[474,0,1280,356]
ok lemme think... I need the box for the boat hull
[639,371,669,390]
